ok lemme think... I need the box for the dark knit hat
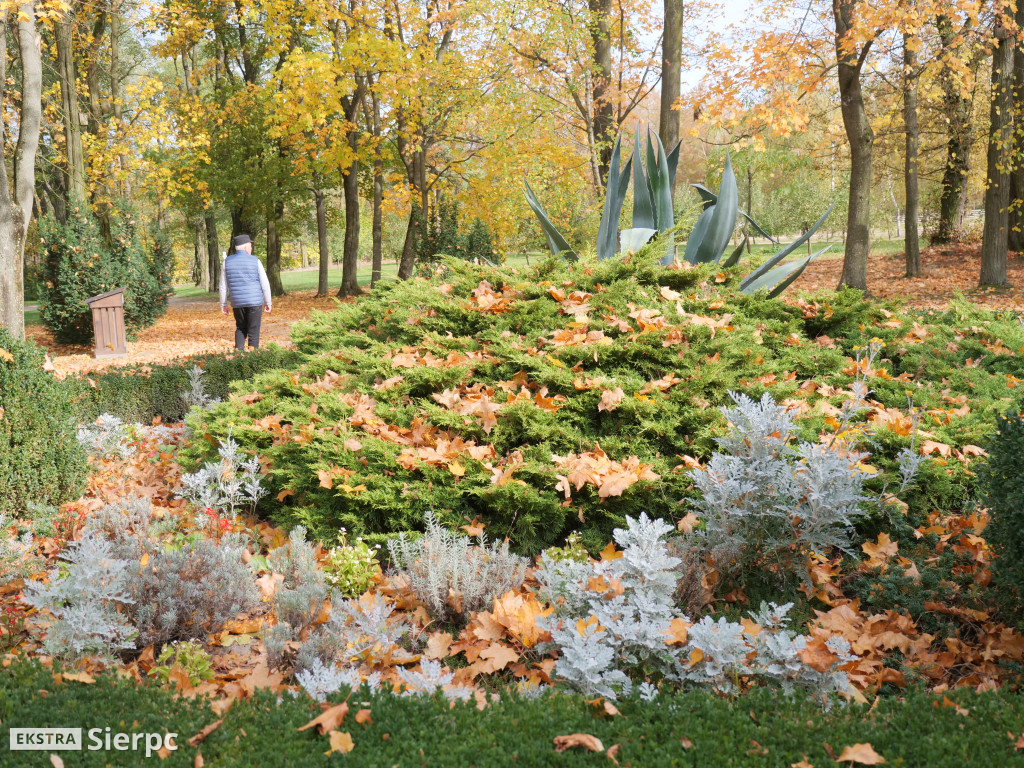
[232,234,252,248]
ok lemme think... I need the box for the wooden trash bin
[84,287,128,358]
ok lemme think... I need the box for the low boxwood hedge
[72,345,303,425]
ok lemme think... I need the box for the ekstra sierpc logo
[10,727,177,757]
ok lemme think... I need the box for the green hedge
[72,345,304,425]
[979,392,1024,605]
[1,659,1022,767]
[0,329,86,516]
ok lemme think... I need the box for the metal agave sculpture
[524,126,833,298]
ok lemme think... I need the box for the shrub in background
[38,208,169,345]
[0,329,87,517]
[978,394,1024,605]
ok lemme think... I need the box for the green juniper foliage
[180,249,1024,553]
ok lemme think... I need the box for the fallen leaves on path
[28,290,343,376]
[795,244,1024,310]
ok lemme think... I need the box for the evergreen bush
[978,394,1024,605]
[0,328,87,516]
[38,208,169,344]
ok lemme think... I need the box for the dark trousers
[232,305,263,350]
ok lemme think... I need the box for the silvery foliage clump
[690,392,870,581]
[388,511,529,623]
[181,365,221,410]
[680,602,855,701]
[397,659,473,702]
[295,659,381,702]
[22,533,136,661]
[86,498,259,648]
[536,513,855,702]
[76,414,136,460]
[0,513,42,585]
[295,593,412,674]
[536,513,680,700]
[178,429,267,521]
[265,526,330,669]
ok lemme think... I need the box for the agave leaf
[619,227,658,255]
[692,183,717,210]
[682,205,716,264]
[691,183,777,243]
[693,153,739,265]
[741,246,830,296]
[766,247,830,298]
[666,140,681,193]
[649,131,674,232]
[632,128,656,230]
[597,136,633,261]
[722,236,747,268]
[740,204,834,291]
[524,179,578,261]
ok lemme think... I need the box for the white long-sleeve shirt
[219,257,273,310]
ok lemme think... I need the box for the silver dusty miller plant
[689,391,871,584]
[0,513,42,585]
[22,534,136,661]
[535,513,854,702]
[178,429,267,520]
[76,414,136,460]
[181,365,221,411]
[388,511,529,623]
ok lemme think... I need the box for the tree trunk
[834,1,873,291]
[903,30,921,277]
[194,218,208,288]
[659,0,683,185]
[265,205,286,297]
[934,14,973,244]
[589,0,614,184]
[364,91,384,287]
[205,209,219,292]
[337,143,362,298]
[0,5,43,340]
[397,207,418,280]
[979,19,1014,287]
[55,13,86,206]
[314,187,330,296]
[1008,4,1024,253]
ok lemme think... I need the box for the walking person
[219,234,272,350]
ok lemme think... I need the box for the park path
[28,288,347,377]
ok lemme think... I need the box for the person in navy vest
[219,234,272,350]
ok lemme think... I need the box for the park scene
[1,0,1024,765]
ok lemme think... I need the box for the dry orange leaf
[837,743,886,764]
[326,730,354,755]
[354,709,372,725]
[425,631,454,660]
[62,671,96,684]
[299,702,349,735]
[553,734,604,753]
[188,720,223,748]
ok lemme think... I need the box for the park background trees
[1,0,1023,339]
